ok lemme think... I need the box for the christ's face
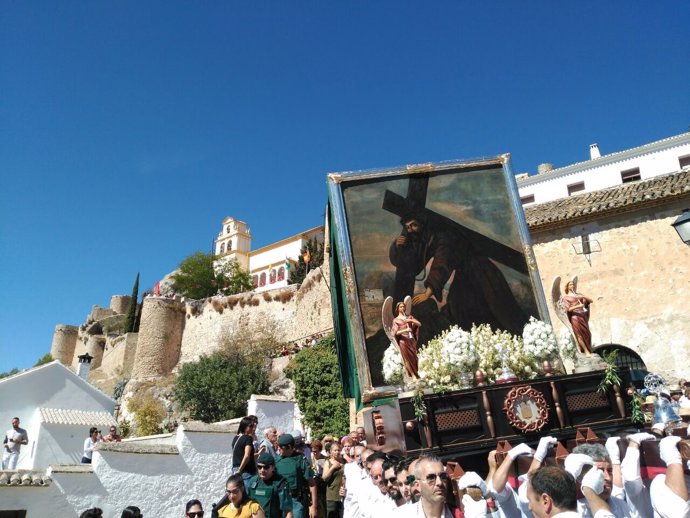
[404,219,421,234]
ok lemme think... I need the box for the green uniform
[247,473,293,518]
[275,454,313,518]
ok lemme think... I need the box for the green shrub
[174,349,270,422]
[285,334,349,438]
[128,393,166,436]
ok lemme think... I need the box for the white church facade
[214,217,324,293]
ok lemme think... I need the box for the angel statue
[552,276,594,356]
[382,296,422,380]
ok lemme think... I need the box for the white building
[215,217,324,293]
[517,131,690,205]
[1,422,234,517]
[0,361,116,470]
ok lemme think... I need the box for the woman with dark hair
[121,506,142,518]
[79,509,103,518]
[216,474,265,518]
[184,499,204,518]
[82,427,101,464]
[232,417,257,487]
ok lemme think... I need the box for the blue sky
[1,2,689,374]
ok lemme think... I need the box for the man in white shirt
[343,447,370,518]
[399,454,455,518]
[361,454,397,518]
[650,435,690,518]
[2,417,28,470]
[526,465,580,518]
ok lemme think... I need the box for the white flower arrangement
[382,343,404,384]
[522,317,559,360]
[418,326,477,391]
[471,324,540,384]
[557,328,578,360]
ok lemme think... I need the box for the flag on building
[303,250,311,263]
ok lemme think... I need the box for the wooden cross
[382,174,528,274]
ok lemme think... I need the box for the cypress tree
[125,273,140,333]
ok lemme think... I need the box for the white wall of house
[0,362,116,469]
[0,482,76,517]
[31,422,91,467]
[518,132,690,205]
[248,395,300,436]
[40,424,234,517]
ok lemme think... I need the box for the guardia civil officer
[247,452,293,518]
[275,433,317,518]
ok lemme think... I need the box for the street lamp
[672,209,690,245]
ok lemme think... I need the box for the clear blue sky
[1,2,689,374]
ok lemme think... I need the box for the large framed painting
[327,156,548,404]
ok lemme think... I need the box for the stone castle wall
[50,325,79,365]
[177,266,333,367]
[532,201,690,381]
[110,295,131,315]
[131,297,186,379]
[100,332,139,379]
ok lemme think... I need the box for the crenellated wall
[176,266,332,368]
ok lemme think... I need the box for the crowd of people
[70,413,689,517]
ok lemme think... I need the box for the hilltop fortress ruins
[49,219,333,395]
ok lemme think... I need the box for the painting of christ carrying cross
[328,157,545,395]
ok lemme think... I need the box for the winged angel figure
[551,276,594,357]
[382,295,422,379]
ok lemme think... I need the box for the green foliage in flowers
[598,349,622,394]
[629,390,645,424]
[412,386,427,420]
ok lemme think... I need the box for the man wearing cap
[292,429,312,464]
[248,452,294,518]
[276,433,318,518]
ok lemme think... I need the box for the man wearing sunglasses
[399,454,454,518]
[383,459,406,507]
[248,452,293,518]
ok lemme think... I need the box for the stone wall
[86,335,106,369]
[100,332,139,379]
[131,297,185,378]
[50,324,79,366]
[176,266,332,369]
[88,304,116,323]
[532,201,690,381]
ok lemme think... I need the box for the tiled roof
[39,408,117,427]
[524,170,690,230]
[0,470,52,486]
